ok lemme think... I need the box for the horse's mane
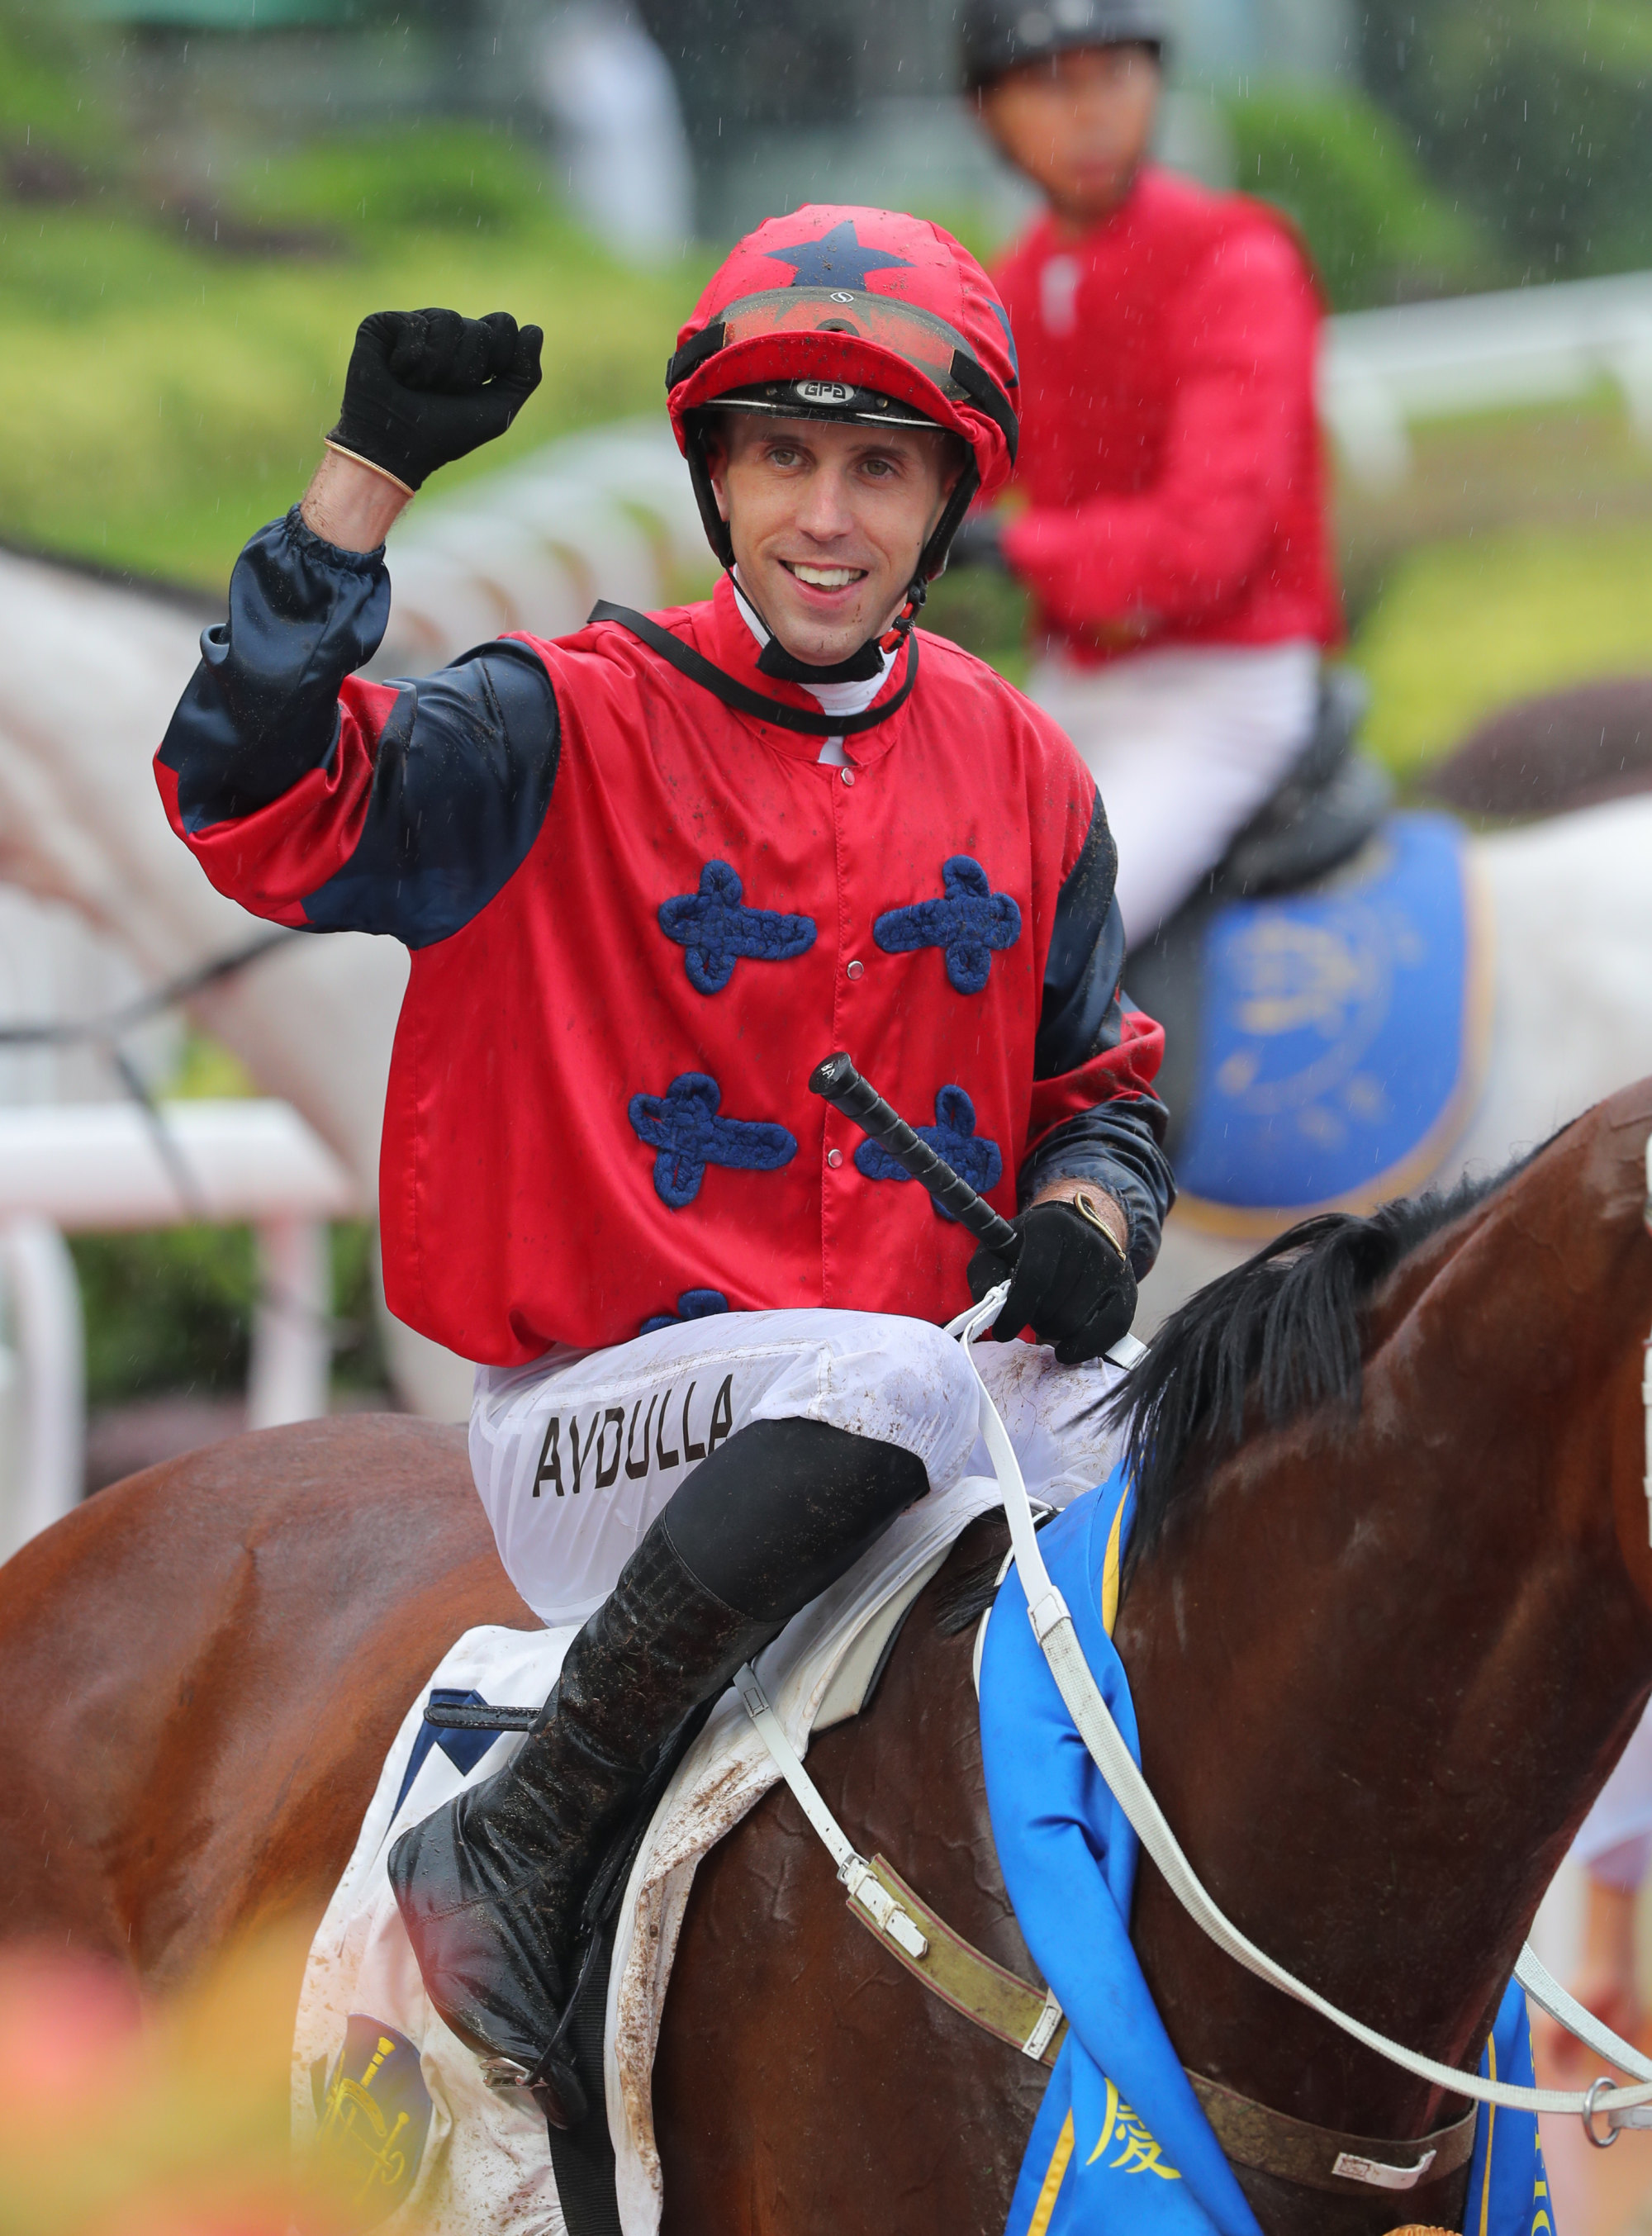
[1112,1134,1570,1563]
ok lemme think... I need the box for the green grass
[0,125,710,586]
[1351,517,1652,776]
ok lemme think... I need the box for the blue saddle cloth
[1174,812,1487,1223]
[979,1468,1550,2236]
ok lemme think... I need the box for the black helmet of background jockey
[960,0,1170,92]
[666,205,1019,665]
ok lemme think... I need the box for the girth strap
[737,1664,1066,2067]
[1184,2068,1478,2198]
[586,600,919,737]
[849,1852,1066,2067]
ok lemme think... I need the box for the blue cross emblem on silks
[629,1073,798,1209]
[657,861,817,995]
[872,855,1023,996]
[853,1085,1003,1218]
[640,1288,730,1337]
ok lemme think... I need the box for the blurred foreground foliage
[0,1930,368,2236]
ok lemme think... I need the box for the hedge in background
[70,1220,386,1407]
[1363,0,1652,282]
[1224,82,1488,308]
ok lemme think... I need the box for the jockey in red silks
[954,0,1344,946]
[155,209,1173,2127]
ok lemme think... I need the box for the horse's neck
[1118,1090,1652,2139]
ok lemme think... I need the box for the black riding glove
[327,307,544,491]
[966,1196,1137,1365]
[945,509,1009,574]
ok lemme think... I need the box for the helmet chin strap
[877,575,928,655]
[874,453,980,654]
[736,457,976,681]
[734,568,910,688]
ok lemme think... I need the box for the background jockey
[154,210,1173,2128]
[952,0,1344,947]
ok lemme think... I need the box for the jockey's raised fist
[967,1194,1137,1365]
[327,308,544,493]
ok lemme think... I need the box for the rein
[953,1137,1652,2144]
[730,1129,1652,2194]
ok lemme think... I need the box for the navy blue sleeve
[1020,1104,1175,1279]
[160,508,392,828]
[158,506,561,949]
[301,640,562,946]
[1023,792,1176,1274]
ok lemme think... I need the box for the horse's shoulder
[1424,676,1652,821]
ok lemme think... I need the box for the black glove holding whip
[327,307,544,494]
[966,1195,1137,1365]
[808,1052,1136,1365]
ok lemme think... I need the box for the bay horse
[3,1080,1652,2236]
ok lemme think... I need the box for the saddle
[1124,669,1488,1225]
[1126,666,1391,1161]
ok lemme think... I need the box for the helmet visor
[693,285,989,413]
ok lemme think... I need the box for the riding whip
[808,1052,1020,1260]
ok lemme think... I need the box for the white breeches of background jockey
[471,1308,1127,1626]
[1031,639,1321,946]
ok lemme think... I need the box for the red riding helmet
[667,206,1020,599]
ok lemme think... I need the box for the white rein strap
[951,1284,1652,2135]
[733,1664,931,1963]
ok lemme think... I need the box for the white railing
[0,1099,358,1557]
[1322,267,1652,489]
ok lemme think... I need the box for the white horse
[0,420,1647,1380]
[0,425,707,1420]
[1137,792,1652,1327]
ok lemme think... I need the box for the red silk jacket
[156,517,1171,1365]
[993,165,1342,664]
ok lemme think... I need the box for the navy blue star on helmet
[853,1085,1003,1218]
[629,1073,798,1208]
[873,855,1023,995]
[765,217,914,292]
[657,860,816,995]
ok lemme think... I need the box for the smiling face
[980,43,1161,236]
[705,411,963,667]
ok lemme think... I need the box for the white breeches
[1030,639,1321,946]
[470,1308,1128,1625]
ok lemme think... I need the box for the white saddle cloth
[292,1470,1002,2236]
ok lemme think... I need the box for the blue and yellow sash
[980,1469,1549,2236]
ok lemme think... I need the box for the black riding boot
[387,1416,926,2127]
